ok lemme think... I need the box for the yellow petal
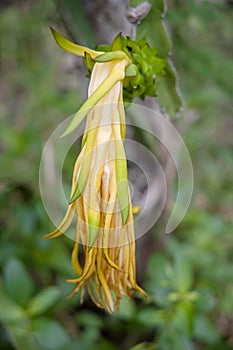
[71,242,82,275]
[43,203,76,238]
[88,207,100,248]
[70,124,97,203]
[96,249,114,313]
[118,90,126,139]
[61,62,126,137]
[115,143,130,225]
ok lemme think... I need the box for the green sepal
[94,51,129,62]
[141,43,153,58]
[95,44,111,52]
[125,64,137,77]
[130,72,141,87]
[124,37,141,54]
[145,84,156,97]
[50,27,103,58]
[84,52,95,72]
[133,53,149,74]
[111,33,124,51]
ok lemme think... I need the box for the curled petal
[71,242,82,276]
[61,62,127,137]
[43,202,76,238]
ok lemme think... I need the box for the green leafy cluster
[89,34,166,103]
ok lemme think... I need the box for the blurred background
[0,1,233,349]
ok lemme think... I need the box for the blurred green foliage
[130,0,183,117]
[0,1,233,349]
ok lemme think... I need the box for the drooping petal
[113,122,130,225]
[70,127,97,203]
[43,202,76,238]
[50,27,103,58]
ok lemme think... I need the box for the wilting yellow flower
[45,29,146,312]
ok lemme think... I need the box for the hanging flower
[45,28,165,312]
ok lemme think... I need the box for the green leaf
[131,0,182,117]
[6,322,40,350]
[173,302,194,335]
[27,286,61,317]
[157,64,183,118]
[130,342,157,350]
[194,288,215,312]
[32,317,70,350]
[130,0,169,57]
[194,315,220,345]
[3,257,34,306]
[137,309,166,327]
[113,295,135,319]
[158,328,193,350]
[0,283,26,322]
[75,311,103,328]
[173,252,193,292]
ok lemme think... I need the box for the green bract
[95,34,166,103]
